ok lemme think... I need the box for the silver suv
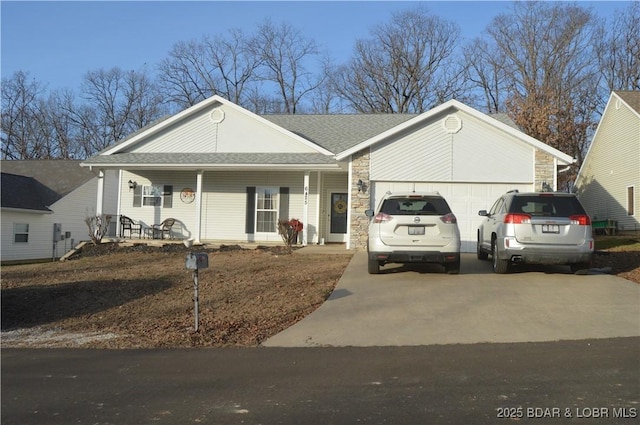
[477,191,593,273]
[365,192,461,274]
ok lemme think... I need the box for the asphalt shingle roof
[84,152,338,166]
[1,173,57,211]
[615,90,640,114]
[263,114,418,153]
[1,160,96,211]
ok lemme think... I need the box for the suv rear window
[380,197,452,216]
[509,195,586,217]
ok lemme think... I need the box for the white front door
[326,191,348,243]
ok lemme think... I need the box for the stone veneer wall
[534,150,556,191]
[350,150,371,251]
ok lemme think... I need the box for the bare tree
[251,20,323,113]
[158,29,262,110]
[463,38,509,113]
[333,6,464,113]
[595,1,640,92]
[74,67,164,155]
[481,1,601,189]
[1,71,49,159]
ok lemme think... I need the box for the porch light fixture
[357,179,367,193]
[128,180,138,190]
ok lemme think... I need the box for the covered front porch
[96,168,350,248]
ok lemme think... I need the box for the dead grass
[1,243,352,348]
[2,237,638,349]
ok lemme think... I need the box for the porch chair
[150,218,176,240]
[120,215,142,238]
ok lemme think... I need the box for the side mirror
[478,210,488,217]
[365,209,374,218]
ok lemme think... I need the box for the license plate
[408,226,425,235]
[542,224,560,234]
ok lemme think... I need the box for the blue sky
[1,1,627,93]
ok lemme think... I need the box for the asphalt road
[3,338,639,425]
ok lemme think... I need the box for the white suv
[477,191,594,273]
[365,192,461,274]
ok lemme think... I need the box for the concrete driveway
[263,253,640,347]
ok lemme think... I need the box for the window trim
[255,186,279,234]
[13,223,29,244]
[134,184,173,208]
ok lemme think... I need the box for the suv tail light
[569,214,591,225]
[374,212,392,223]
[504,213,531,224]
[440,213,457,224]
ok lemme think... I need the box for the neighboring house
[80,96,574,252]
[1,160,117,263]
[575,91,640,233]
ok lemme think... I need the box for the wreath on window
[334,199,347,214]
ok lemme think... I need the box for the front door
[327,192,348,242]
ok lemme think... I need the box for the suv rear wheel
[492,239,510,274]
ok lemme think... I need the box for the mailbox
[186,252,209,270]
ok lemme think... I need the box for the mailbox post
[185,252,209,332]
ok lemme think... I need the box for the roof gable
[576,91,640,183]
[335,99,574,165]
[100,96,333,156]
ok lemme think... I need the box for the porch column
[195,170,204,244]
[96,168,105,216]
[302,171,309,246]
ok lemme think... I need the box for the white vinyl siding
[130,103,317,154]
[372,182,533,252]
[371,111,533,183]
[120,170,195,239]
[1,171,119,263]
[204,171,319,243]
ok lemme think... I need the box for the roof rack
[506,189,520,194]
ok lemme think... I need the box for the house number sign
[180,188,196,204]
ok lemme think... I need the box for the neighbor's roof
[0,160,96,212]
[1,173,57,212]
[1,160,96,197]
[614,90,640,114]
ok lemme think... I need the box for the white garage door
[371,182,533,252]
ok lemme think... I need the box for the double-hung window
[143,185,162,206]
[256,187,278,233]
[133,184,173,208]
[14,223,29,243]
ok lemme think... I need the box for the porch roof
[81,152,343,170]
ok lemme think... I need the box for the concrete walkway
[263,253,640,347]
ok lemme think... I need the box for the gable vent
[442,114,462,134]
[210,108,225,124]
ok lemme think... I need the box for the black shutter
[133,185,142,207]
[279,187,289,220]
[245,187,256,234]
[163,185,173,208]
